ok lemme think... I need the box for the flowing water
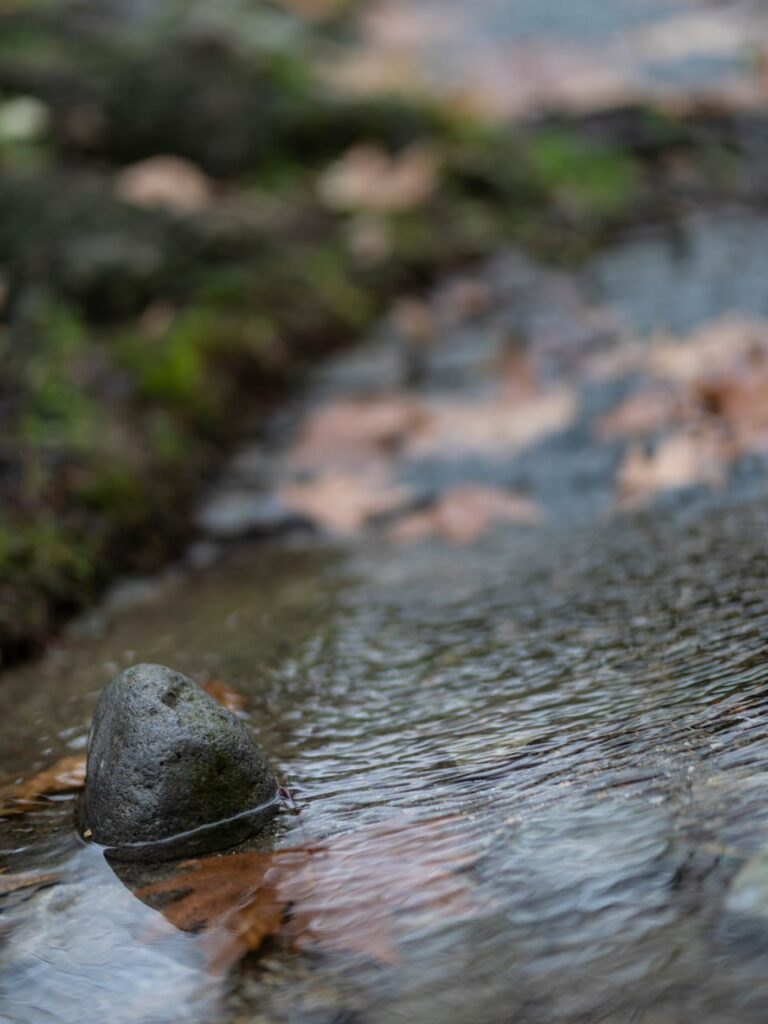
[4,497,768,1023]
[5,207,768,1022]
[5,0,768,1018]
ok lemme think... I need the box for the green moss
[527,129,640,217]
[74,464,147,525]
[0,518,100,657]
[18,303,104,451]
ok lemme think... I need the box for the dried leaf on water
[648,316,768,384]
[410,388,577,456]
[597,388,682,439]
[280,469,412,535]
[289,396,423,471]
[391,485,542,544]
[617,433,725,507]
[0,754,87,817]
[202,678,250,716]
[138,817,476,970]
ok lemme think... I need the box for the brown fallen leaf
[318,143,439,213]
[597,388,683,439]
[695,363,768,453]
[648,316,768,384]
[617,433,725,507]
[0,754,87,817]
[289,396,423,471]
[409,388,577,457]
[391,485,543,544]
[0,871,61,896]
[114,156,213,213]
[202,678,250,716]
[138,816,475,971]
[281,469,412,535]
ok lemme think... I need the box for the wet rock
[80,663,278,861]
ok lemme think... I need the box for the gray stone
[80,663,278,861]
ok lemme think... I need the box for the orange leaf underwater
[138,816,477,971]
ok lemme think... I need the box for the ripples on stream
[3,493,768,1023]
[5,211,768,1022]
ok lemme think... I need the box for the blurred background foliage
[0,0,751,662]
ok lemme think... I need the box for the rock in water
[80,663,278,861]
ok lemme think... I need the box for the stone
[79,664,278,861]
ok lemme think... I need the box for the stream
[4,209,768,1023]
[5,2,768,1022]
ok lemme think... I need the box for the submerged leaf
[617,433,725,507]
[138,817,476,970]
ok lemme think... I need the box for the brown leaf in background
[409,388,577,457]
[597,388,682,439]
[0,754,86,817]
[440,277,494,323]
[318,144,439,212]
[694,362,768,453]
[648,316,768,384]
[289,396,423,470]
[391,485,542,544]
[114,156,213,213]
[281,469,412,535]
[617,433,725,507]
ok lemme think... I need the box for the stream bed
[4,206,768,1022]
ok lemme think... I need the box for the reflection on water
[4,493,768,1022]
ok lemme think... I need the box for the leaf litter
[598,316,768,505]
